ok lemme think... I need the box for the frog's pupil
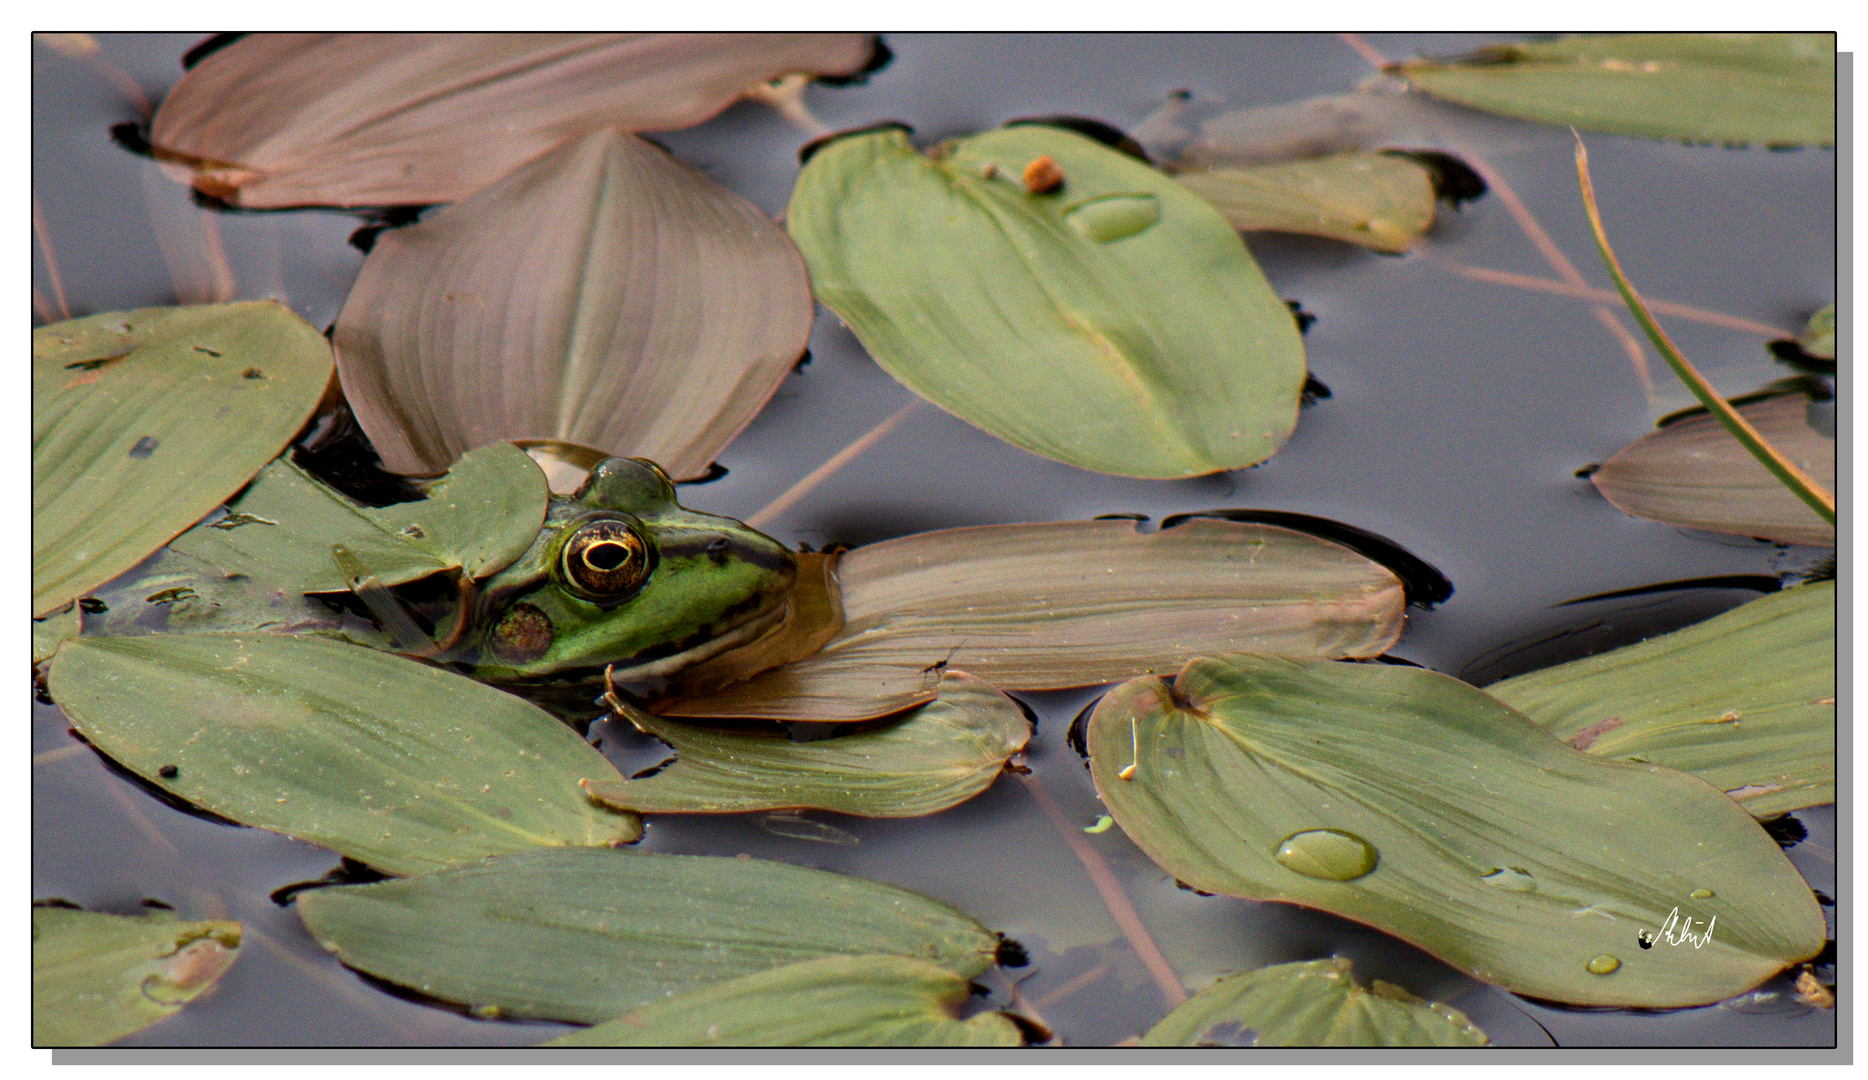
[586,542,632,571]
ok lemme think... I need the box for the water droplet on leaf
[1063,193,1161,243]
[1690,887,1715,899]
[1273,828,1378,881]
[1586,954,1621,975]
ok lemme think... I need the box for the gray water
[32,32,1837,1050]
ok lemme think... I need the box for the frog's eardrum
[149,32,881,208]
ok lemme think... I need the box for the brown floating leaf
[662,517,1405,721]
[588,672,1029,817]
[1591,393,1834,547]
[333,127,813,479]
[150,32,880,208]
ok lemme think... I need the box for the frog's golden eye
[561,518,652,601]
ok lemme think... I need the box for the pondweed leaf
[588,672,1030,818]
[1139,957,1488,1047]
[33,907,241,1047]
[150,32,880,207]
[1087,654,1824,1007]
[1489,581,1834,818]
[295,847,1000,1024]
[1174,152,1439,252]
[1397,33,1835,147]
[786,124,1306,479]
[542,954,1023,1046]
[49,634,641,876]
[334,128,812,480]
[33,302,332,616]
[1591,392,1834,547]
[663,517,1404,721]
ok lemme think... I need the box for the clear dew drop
[1273,829,1378,881]
[1479,866,1536,892]
[1586,954,1622,975]
[1690,888,1715,899]
[1063,194,1161,243]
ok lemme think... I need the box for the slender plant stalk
[1574,133,1835,525]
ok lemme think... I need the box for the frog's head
[462,458,795,685]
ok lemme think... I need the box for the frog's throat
[603,599,791,682]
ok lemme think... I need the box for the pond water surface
[31,32,1837,1050]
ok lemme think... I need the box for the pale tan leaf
[1592,393,1834,547]
[150,32,879,208]
[333,127,812,479]
[663,518,1405,721]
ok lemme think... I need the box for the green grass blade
[1573,134,1834,525]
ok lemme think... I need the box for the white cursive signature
[1637,907,1715,950]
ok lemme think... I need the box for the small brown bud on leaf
[1023,155,1064,194]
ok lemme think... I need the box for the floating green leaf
[543,954,1023,1046]
[333,128,812,480]
[1488,582,1834,818]
[1174,152,1438,252]
[295,848,1000,1024]
[787,124,1306,479]
[1087,654,1824,1007]
[33,906,241,1046]
[1397,34,1834,147]
[588,672,1029,817]
[150,32,880,208]
[1139,957,1487,1047]
[170,442,548,593]
[663,517,1404,721]
[32,302,333,617]
[48,634,640,876]
[1591,392,1834,547]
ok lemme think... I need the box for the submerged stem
[1017,772,1187,1007]
[1573,134,1835,525]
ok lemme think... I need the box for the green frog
[461,456,797,689]
[74,453,798,706]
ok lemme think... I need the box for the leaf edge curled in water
[586,670,1031,818]
[1487,580,1835,818]
[659,516,1406,722]
[32,301,334,617]
[1086,652,1826,1008]
[785,123,1306,480]
[1590,392,1835,548]
[332,126,813,481]
[32,906,242,1047]
[541,953,1024,1047]
[1138,956,1488,1047]
[293,846,1002,1025]
[47,633,641,876]
[1396,33,1836,148]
